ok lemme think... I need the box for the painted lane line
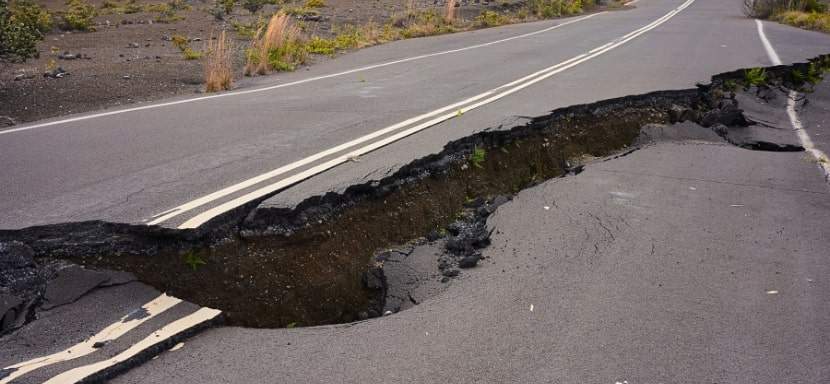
[756,19,830,182]
[788,93,830,181]
[0,294,182,384]
[147,52,590,225]
[176,0,698,229]
[755,19,782,66]
[0,13,601,137]
[43,307,222,384]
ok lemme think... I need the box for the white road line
[755,19,782,66]
[147,52,589,225]
[788,94,830,181]
[175,0,698,229]
[755,19,830,181]
[0,294,182,384]
[43,307,222,384]
[0,13,601,137]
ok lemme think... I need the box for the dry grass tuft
[205,30,234,92]
[445,0,457,23]
[245,11,300,75]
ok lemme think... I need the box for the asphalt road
[1,0,828,230]
[3,0,830,383]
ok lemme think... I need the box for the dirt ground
[0,0,536,124]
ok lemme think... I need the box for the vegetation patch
[745,0,830,33]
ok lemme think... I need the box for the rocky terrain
[0,0,560,124]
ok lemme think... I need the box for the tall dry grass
[445,0,457,23]
[205,30,233,92]
[245,11,300,75]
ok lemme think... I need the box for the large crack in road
[2,55,829,336]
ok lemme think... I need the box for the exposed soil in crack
[1,55,828,333]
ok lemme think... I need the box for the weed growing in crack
[744,67,768,87]
[470,146,487,169]
[183,251,206,270]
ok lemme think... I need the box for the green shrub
[63,0,96,31]
[124,0,143,13]
[305,35,336,54]
[305,0,325,8]
[475,10,509,27]
[526,0,585,18]
[266,38,307,71]
[1,0,41,61]
[10,0,52,34]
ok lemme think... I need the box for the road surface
[2,0,830,383]
[1,0,828,230]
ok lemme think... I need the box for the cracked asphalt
[111,118,830,383]
[2,0,830,382]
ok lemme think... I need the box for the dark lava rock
[426,229,441,242]
[458,254,481,269]
[0,241,35,270]
[43,67,69,79]
[362,266,386,290]
[445,237,472,255]
[441,268,459,278]
[0,294,24,333]
[490,195,511,208]
[41,266,111,310]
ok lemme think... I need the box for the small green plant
[723,79,738,92]
[183,251,206,270]
[304,0,325,8]
[476,10,510,27]
[242,0,267,14]
[63,0,96,31]
[305,35,336,55]
[284,5,319,17]
[286,322,298,328]
[124,0,143,13]
[171,34,189,50]
[231,18,262,38]
[470,146,486,169]
[182,47,202,59]
[744,67,767,87]
[220,0,234,14]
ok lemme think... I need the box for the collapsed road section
[1,56,829,338]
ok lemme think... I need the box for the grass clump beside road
[744,0,830,33]
[205,31,234,92]
[244,11,306,74]
[218,0,620,89]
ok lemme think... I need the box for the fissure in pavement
[1,55,827,333]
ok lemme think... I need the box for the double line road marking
[150,0,698,229]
